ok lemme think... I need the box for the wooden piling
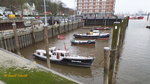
[0,32,4,49]
[0,21,82,54]
[58,24,60,34]
[51,27,54,37]
[147,13,150,21]
[108,22,121,84]
[104,47,111,84]
[31,20,36,43]
[43,26,51,68]
[12,22,21,56]
[68,22,69,32]
[108,49,117,84]
[10,37,15,51]
[113,18,128,84]
[7,38,11,51]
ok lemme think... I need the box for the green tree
[0,0,27,14]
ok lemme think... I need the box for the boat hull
[146,26,150,29]
[73,34,110,39]
[71,40,95,45]
[94,27,111,30]
[33,54,94,68]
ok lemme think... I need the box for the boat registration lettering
[71,60,81,63]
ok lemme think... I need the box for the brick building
[77,0,115,18]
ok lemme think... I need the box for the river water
[116,19,150,84]
[20,18,150,84]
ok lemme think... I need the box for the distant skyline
[60,0,150,14]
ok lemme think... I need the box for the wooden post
[58,24,60,34]
[51,27,54,37]
[44,26,51,68]
[147,13,150,21]
[12,22,21,56]
[108,49,116,84]
[64,22,66,32]
[113,19,128,84]
[108,22,120,84]
[72,21,73,30]
[31,20,36,43]
[111,22,120,49]
[0,32,5,49]
[68,21,69,32]
[104,47,111,84]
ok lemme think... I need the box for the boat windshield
[65,53,70,56]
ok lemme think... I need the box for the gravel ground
[0,49,38,70]
[0,81,5,84]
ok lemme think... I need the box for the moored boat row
[33,27,111,68]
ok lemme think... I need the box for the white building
[0,7,13,15]
[0,7,5,15]
[15,3,38,16]
[22,3,38,15]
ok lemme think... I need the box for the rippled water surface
[21,19,150,84]
[116,19,150,84]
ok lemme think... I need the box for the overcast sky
[60,0,150,14]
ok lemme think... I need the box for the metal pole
[44,0,47,26]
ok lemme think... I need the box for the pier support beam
[12,22,21,56]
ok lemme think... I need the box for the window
[37,52,40,55]
[53,53,56,55]
[43,53,46,56]
[65,53,70,56]
[89,0,93,2]
[61,53,64,56]
[89,10,92,13]
[95,10,99,12]
[89,7,93,9]
[79,0,82,3]
[96,3,99,5]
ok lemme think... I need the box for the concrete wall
[84,18,122,26]
[0,20,25,30]
[0,21,84,52]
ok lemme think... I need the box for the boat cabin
[52,50,70,57]
[35,49,70,60]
